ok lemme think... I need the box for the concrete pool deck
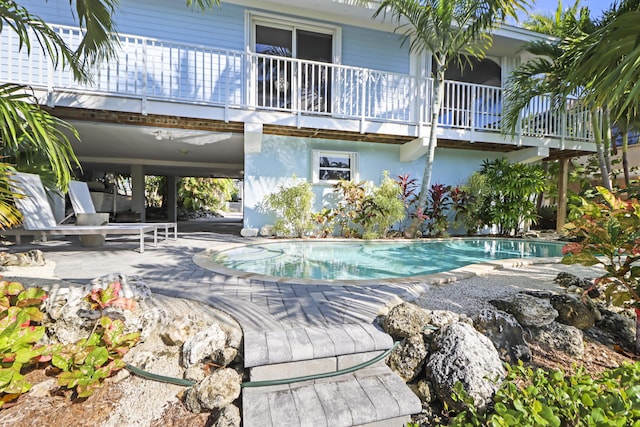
[0,220,605,426]
[2,222,573,330]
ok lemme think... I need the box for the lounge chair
[68,180,177,241]
[4,172,157,253]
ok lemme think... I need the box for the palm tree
[563,3,640,187]
[0,0,220,228]
[368,0,529,237]
[501,1,618,190]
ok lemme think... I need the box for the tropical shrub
[263,179,315,237]
[449,361,640,427]
[478,158,545,235]
[396,174,419,234]
[330,172,404,239]
[332,179,368,237]
[561,186,640,354]
[178,177,236,212]
[424,183,452,237]
[0,280,140,404]
[361,171,405,239]
[0,281,49,406]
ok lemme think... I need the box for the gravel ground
[414,262,605,316]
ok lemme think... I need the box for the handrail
[0,23,596,142]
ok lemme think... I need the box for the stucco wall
[243,134,499,229]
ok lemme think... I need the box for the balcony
[0,24,595,145]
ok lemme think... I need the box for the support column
[166,175,178,222]
[556,158,569,233]
[131,165,146,222]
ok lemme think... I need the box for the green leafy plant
[449,361,640,427]
[331,179,368,238]
[52,281,140,398]
[361,172,405,239]
[0,281,49,407]
[561,186,640,354]
[263,178,315,237]
[478,158,545,236]
[178,177,235,212]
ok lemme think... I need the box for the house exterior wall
[21,0,410,74]
[244,135,498,229]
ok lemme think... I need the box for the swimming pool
[210,239,565,281]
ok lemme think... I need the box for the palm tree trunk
[603,110,614,184]
[622,132,630,188]
[406,65,445,238]
[591,110,612,191]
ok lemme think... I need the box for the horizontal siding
[342,25,410,74]
[20,0,409,75]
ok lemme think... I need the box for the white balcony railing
[0,24,594,142]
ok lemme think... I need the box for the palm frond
[0,83,80,190]
[0,163,23,229]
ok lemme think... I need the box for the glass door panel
[256,25,292,108]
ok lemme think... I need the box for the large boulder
[490,293,558,327]
[182,324,228,369]
[382,302,432,339]
[43,275,169,344]
[527,322,584,357]
[594,307,637,350]
[550,294,601,330]
[425,322,504,411]
[184,368,241,413]
[474,309,531,363]
[387,334,428,382]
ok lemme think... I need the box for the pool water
[211,239,565,280]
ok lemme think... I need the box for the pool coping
[193,237,567,287]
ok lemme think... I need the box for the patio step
[242,323,422,426]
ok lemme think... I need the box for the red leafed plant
[84,281,138,312]
[561,186,640,354]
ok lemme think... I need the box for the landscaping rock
[474,309,531,363]
[429,310,472,328]
[527,322,584,357]
[161,318,198,346]
[0,249,45,267]
[554,272,592,289]
[89,273,152,301]
[259,225,274,237]
[550,293,601,330]
[595,307,637,350]
[416,379,436,403]
[182,324,228,369]
[184,368,241,413]
[240,228,258,237]
[387,334,428,382]
[425,322,504,411]
[382,302,431,339]
[490,293,558,327]
[210,404,241,427]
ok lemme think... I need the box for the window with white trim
[312,150,358,184]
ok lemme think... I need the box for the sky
[529,0,615,19]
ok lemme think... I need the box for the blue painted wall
[20,0,409,74]
[244,135,498,229]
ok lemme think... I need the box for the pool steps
[242,323,422,426]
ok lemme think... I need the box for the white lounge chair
[68,180,177,241]
[4,172,157,253]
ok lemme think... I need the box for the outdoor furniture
[68,180,177,241]
[5,172,157,253]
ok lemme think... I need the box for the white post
[131,165,146,222]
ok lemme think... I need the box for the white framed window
[312,150,359,184]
